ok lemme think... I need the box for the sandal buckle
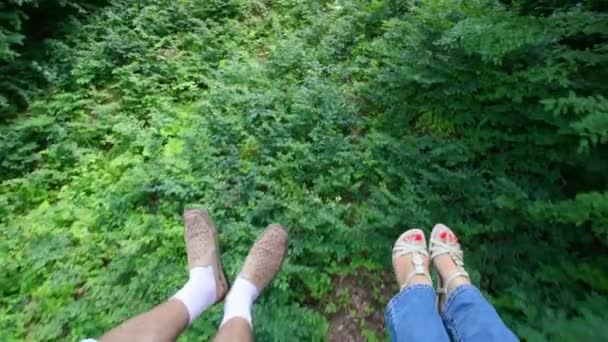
[413,253,424,273]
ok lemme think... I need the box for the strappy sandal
[392,228,432,290]
[429,223,470,310]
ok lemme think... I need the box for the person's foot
[183,208,229,302]
[219,224,288,327]
[239,224,288,292]
[392,229,432,289]
[429,224,470,305]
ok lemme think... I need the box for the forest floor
[328,270,395,341]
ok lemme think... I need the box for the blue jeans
[385,284,518,342]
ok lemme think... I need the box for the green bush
[360,0,608,338]
[0,0,607,340]
[0,0,106,118]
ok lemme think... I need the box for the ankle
[221,277,259,327]
[172,266,217,323]
[226,277,258,304]
[409,275,432,286]
[446,276,470,292]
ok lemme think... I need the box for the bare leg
[95,209,229,342]
[212,317,253,342]
[212,224,288,342]
[99,299,188,342]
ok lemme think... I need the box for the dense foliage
[1,0,607,341]
[0,0,106,118]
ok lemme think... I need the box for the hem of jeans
[386,284,434,315]
[389,284,434,304]
[442,283,477,313]
[385,283,434,339]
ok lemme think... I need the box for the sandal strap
[393,240,429,258]
[440,271,470,294]
[402,270,432,290]
[394,237,431,289]
[429,238,463,263]
[430,236,469,295]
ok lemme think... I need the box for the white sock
[220,277,259,327]
[172,266,217,323]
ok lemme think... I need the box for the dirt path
[328,270,396,341]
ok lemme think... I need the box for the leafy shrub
[0,0,106,118]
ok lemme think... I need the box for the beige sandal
[183,209,229,303]
[392,228,432,290]
[429,223,470,309]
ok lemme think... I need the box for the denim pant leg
[385,285,450,342]
[441,285,518,342]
